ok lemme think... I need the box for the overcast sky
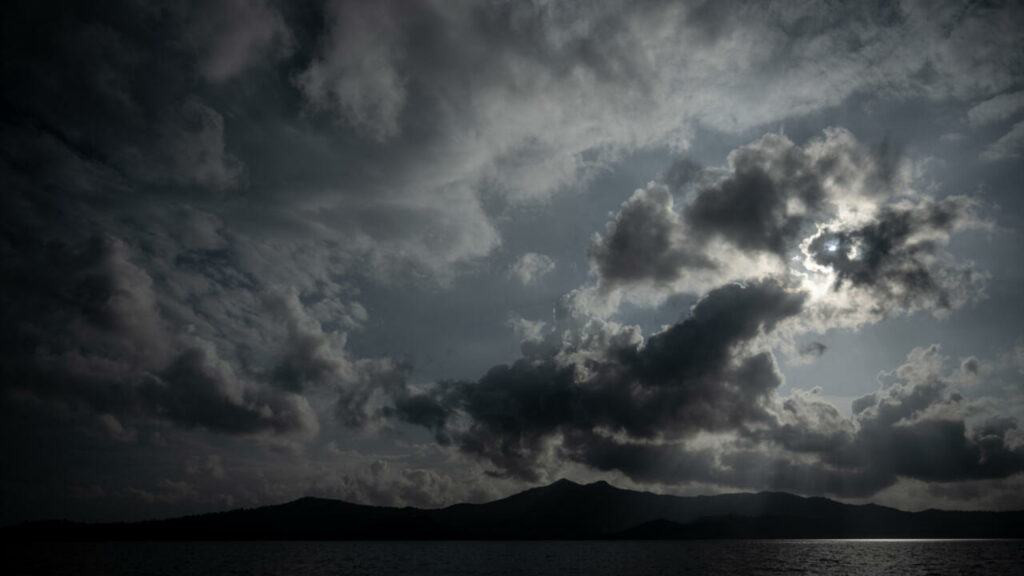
[2,0,1024,523]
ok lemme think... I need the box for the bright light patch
[824,239,840,253]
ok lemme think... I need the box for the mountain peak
[546,478,615,489]
[8,480,1023,541]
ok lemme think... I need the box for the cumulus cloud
[841,345,1024,486]
[589,184,713,287]
[725,345,1024,497]
[395,279,807,480]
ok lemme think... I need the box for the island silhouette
[8,479,1023,540]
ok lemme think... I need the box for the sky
[2,0,1024,524]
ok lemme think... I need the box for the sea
[8,539,1024,575]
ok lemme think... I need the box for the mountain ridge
[5,479,1023,540]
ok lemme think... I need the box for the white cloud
[508,252,556,286]
[506,314,547,342]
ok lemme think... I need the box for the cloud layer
[1,0,1022,521]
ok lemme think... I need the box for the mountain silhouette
[6,479,1023,540]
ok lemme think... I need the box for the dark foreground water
[8,540,1024,576]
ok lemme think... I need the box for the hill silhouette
[6,479,1023,540]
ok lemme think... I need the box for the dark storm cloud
[395,279,807,480]
[684,135,829,256]
[807,195,986,313]
[588,185,713,286]
[687,133,899,253]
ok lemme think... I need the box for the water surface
[10,539,1024,575]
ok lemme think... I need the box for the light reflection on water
[9,539,1024,576]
